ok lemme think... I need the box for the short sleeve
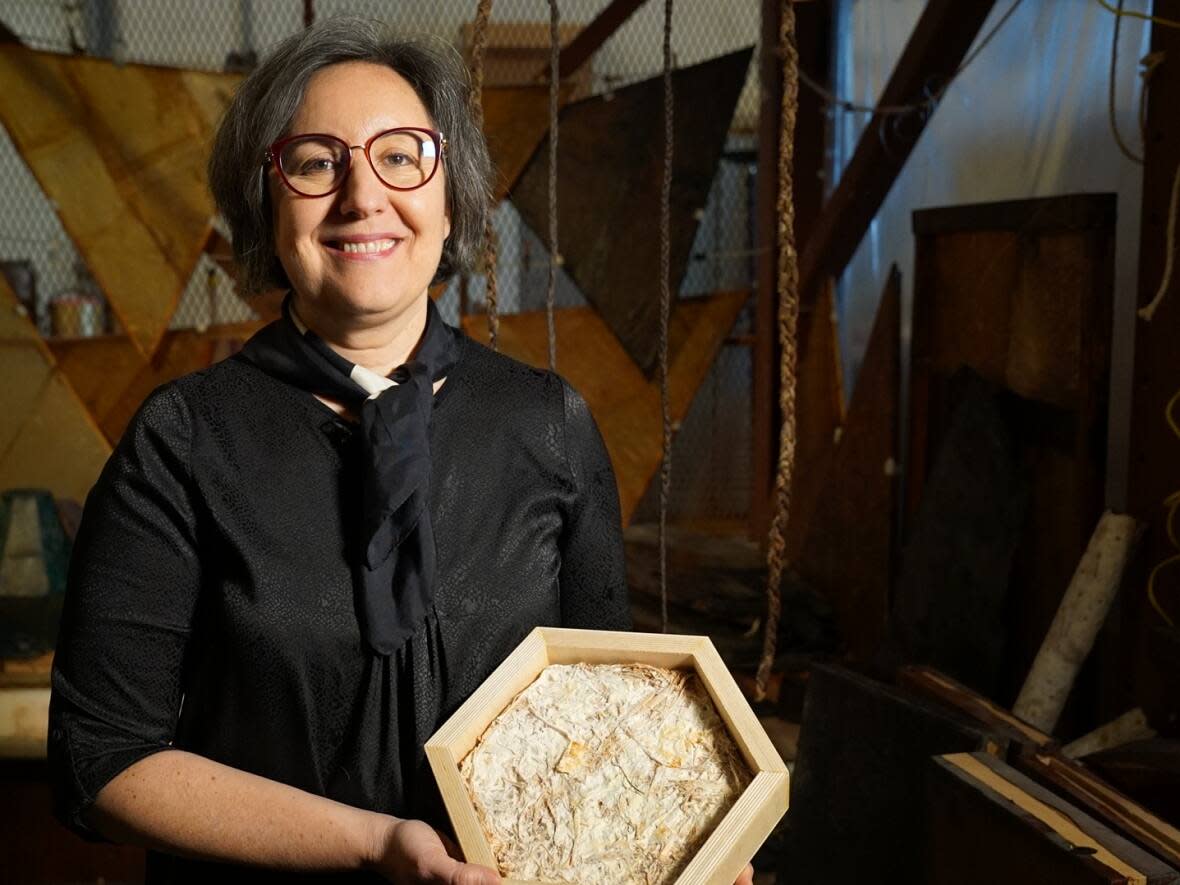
[48,384,202,838]
[557,381,631,631]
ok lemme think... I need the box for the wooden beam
[796,0,996,301]
[553,0,649,81]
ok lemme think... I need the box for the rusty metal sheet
[462,291,748,524]
[509,48,753,374]
[0,46,239,357]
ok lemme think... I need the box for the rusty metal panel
[509,48,754,374]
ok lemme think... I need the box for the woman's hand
[735,862,755,885]
[369,817,500,884]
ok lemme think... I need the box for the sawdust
[460,663,751,884]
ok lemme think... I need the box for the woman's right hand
[369,816,501,884]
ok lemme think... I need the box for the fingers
[446,859,501,885]
[735,862,755,885]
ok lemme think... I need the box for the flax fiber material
[461,663,751,884]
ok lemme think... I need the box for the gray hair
[208,17,491,293]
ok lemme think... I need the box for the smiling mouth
[325,238,400,256]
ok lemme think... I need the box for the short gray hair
[208,17,491,294]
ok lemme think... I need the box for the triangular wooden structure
[796,267,900,661]
[48,321,263,445]
[510,48,754,375]
[483,85,574,200]
[0,46,240,357]
[0,277,111,502]
[462,292,748,524]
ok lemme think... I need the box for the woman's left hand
[369,817,500,884]
[735,862,755,885]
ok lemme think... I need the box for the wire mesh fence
[0,0,762,524]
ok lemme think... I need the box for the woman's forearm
[88,749,386,873]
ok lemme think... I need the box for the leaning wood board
[426,627,789,885]
[927,752,1179,884]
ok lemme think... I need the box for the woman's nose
[336,149,390,217]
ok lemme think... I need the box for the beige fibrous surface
[459,663,751,885]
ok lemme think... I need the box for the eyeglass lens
[279,130,439,195]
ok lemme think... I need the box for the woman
[48,18,629,883]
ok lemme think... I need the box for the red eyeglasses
[266,127,446,197]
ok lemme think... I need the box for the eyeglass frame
[264,126,448,198]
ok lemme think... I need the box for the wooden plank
[1016,748,1180,870]
[751,0,831,542]
[795,267,899,661]
[0,47,239,357]
[462,292,748,525]
[898,665,1054,751]
[907,195,1114,711]
[928,753,1179,884]
[797,0,996,303]
[553,0,649,81]
[509,49,754,374]
[781,663,1009,884]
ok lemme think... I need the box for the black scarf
[238,295,461,655]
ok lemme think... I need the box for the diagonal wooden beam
[797,0,996,300]
[548,0,651,81]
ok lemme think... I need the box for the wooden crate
[426,627,789,885]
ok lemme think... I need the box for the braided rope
[658,0,674,634]
[470,0,499,349]
[755,0,800,700]
[547,0,560,370]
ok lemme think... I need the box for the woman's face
[271,61,450,327]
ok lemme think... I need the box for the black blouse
[47,333,630,883]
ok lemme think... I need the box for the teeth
[340,239,396,254]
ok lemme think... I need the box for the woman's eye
[381,152,413,167]
[299,157,338,174]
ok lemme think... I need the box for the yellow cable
[1096,0,1180,29]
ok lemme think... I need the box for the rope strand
[470,0,499,350]
[755,0,800,701]
[547,0,560,371]
[658,0,674,634]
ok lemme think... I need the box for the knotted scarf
[238,294,460,655]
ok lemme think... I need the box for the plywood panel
[48,321,264,445]
[0,372,110,503]
[0,47,239,356]
[462,292,747,525]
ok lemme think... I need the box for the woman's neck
[290,294,429,378]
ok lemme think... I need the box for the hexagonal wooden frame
[426,627,790,885]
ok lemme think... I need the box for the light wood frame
[426,627,790,885]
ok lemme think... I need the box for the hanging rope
[755,0,800,701]
[470,0,499,349]
[658,0,674,634]
[546,0,560,370]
